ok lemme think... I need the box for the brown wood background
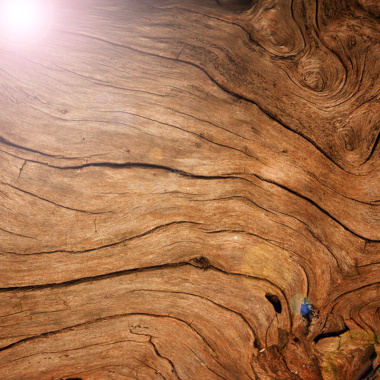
[0,0,379,379]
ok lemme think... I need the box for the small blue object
[300,300,313,317]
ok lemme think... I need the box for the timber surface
[0,0,379,379]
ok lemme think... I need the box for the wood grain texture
[0,0,379,379]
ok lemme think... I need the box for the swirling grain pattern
[0,0,379,379]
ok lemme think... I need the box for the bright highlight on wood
[0,0,51,43]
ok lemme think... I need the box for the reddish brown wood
[0,0,379,379]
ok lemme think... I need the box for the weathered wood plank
[0,0,379,378]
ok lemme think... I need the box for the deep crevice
[265,293,282,314]
[313,324,349,344]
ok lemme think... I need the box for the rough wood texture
[0,0,379,379]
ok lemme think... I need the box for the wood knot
[335,122,357,152]
[301,71,325,92]
[339,129,356,151]
[333,118,345,130]
[245,1,305,56]
[190,256,210,269]
[297,51,345,94]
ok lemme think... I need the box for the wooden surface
[0,0,379,378]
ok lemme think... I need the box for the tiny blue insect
[300,298,313,317]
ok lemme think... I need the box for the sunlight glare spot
[0,0,52,44]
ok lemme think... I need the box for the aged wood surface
[0,0,379,379]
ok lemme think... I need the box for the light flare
[0,0,52,44]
